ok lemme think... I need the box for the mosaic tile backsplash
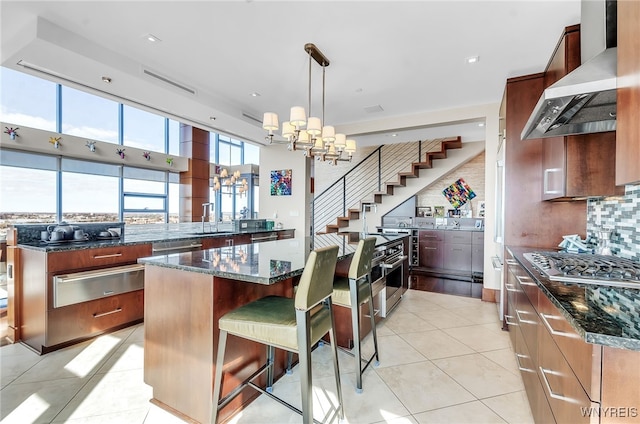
[587,184,640,261]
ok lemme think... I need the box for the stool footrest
[337,346,378,374]
[217,361,271,411]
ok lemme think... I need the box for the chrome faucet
[202,202,216,233]
[361,203,377,237]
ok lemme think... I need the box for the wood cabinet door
[616,0,640,185]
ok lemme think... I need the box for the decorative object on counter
[478,201,486,218]
[4,126,19,140]
[143,151,151,161]
[434,206,445,218]
[558,234,592,253]
[116,148,125,159]
[270,169,292,196]
[166,156,173,166]
[447,209,461,218]
[442,177,476,208]
[595,226,613,255]
[85,140,96,152]
[261,43,356,166]
[49,136,61,149]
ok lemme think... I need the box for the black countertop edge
[507,246,640,351]
[16,228,295,252]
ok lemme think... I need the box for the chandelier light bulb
[289,106,306,128]
[262,112,279,131]
[306,117,322,135]
[322,125,335,142]
[282,121,295,139]
[334,133,346,149]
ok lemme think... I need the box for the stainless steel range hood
[521,0,617,140]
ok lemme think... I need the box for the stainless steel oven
[380,240,407,317]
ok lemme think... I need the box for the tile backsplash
[587,184,640,261]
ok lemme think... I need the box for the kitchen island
[138,233,406,424]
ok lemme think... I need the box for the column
[179,125,210,222]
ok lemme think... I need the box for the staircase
[312,137,485,235]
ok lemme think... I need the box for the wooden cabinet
[443,231,472,272]
[471,231,484,274]
[277,229,295,239]
[202,233,252,249]
[616,0,640,185]
[418,230,443,269]
[541,24,621,201]
[20,243,151,354]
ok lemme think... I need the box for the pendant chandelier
[262,43,356,165]
[212,167,249,197]
[212,143,249,197]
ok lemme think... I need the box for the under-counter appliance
[380,239,408,317]
[523,252,640,289]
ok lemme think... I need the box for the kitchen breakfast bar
[138,233,407,424]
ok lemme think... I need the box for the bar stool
[332,236,379,393]
[212,245,343,424]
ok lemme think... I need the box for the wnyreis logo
[581,407,638,418]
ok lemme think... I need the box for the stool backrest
[348,237,377,280]
[295,245,339,311]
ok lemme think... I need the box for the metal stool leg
[266,345,275,393]
[349,277,364,393]
[367,276,380,365]
[296,309,313,424]
[212,329,228,423]
[286,351,294,374]
[327,299,344,420]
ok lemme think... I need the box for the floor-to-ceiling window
[0,66,258,235]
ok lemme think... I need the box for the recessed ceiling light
[144,34,161,43]
[465,56,479,64]
[391,133,398,137]
[250,92,261,97]
[478,122,485,127]
[210,116,216,121]
[101,76,112,83]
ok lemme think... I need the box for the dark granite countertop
[138,233,407,285]
[16,226,293,253]
[507,246,640,351]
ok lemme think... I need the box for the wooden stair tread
[322,136,464,234]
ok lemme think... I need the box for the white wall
[258,144,311,238]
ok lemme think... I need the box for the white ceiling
[0,1,581,147]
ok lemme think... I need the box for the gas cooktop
[523,252,640,289]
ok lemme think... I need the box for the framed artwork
[270,169,292,196]
[416,206,433,217]
[442,178,476,208]
[434,206,445,218]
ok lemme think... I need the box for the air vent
[241,112,263,125]
[364,105,384,114]
[142,69,196,95]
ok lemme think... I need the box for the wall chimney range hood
[521,0,617,140]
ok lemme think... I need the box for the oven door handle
[381,255,408,270]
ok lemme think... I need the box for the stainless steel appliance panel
[53,264,145,308]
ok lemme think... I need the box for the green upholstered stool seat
[331,276,370,307]
[219,296,332,351]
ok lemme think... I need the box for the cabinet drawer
[48,244,152,273]
[538,322,596,423]
[538,292,602,402]
[472,231,484,245]
[418,230,444,241]
[442,243,472,271]
[445,231,472,244]
[46,289,144,348]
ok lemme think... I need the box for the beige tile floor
[0,290,534,424]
